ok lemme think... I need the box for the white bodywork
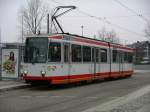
[21,34,134,83]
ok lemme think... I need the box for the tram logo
[47,65,57,71]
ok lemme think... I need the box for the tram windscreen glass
[24,37,48,63]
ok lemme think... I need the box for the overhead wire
[77,9,144,36]
[50,0,145,37]
[103,13,150,19]
[62,13,150,19]
[113,0,149,24]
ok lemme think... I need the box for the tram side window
[120,51,123,63]
[100,49,107,62]
[113,50,118,63]
[64,44,69,62]
[124,52,133,63]
[92,48,99,62]
[124,52,128,63]
[72,44,82,62]
[83,46,91,62]
[128,53,133,63]
[48,42,61,62]
[96,49,99,62]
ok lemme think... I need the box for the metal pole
[35,18,36,34]
[22,15,24,43]
[0,27,1,43]
[47,14,49,34]
[81,25,83,36]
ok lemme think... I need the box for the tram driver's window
[100,49,107,62]
[48,42,61,62]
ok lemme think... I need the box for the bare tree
[97,27,106,40]
[97,27,120,43]
[22,0,48,35]
[145,23,150,40]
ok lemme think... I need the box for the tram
[21,33,134,85]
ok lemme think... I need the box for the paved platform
[0,80,29,92]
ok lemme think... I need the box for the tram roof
[26,33,134,51]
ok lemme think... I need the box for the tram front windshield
[24,37,48,63]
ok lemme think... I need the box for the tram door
[92,48,99,78]
[63,43,71,81]
[119,51,123,75]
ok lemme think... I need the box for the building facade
[129,41,150,64]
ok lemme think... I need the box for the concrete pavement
[1,70,150,112]
[82,85,150,112]
[0,80,29,92]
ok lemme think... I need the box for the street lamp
[81,25,84,36]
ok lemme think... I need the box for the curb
[0,84,30,92]
[134,70,150,73]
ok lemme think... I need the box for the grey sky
[0,0,150,44]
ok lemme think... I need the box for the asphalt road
[0,65,150,112]
[134,64,150,70]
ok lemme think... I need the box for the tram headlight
[41,71,46,77]
[23,70,28,76]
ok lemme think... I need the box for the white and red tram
[21,33,134,84]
